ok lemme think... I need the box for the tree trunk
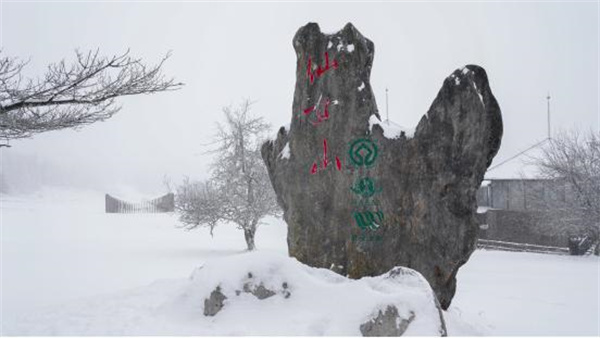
[244,227,256,251]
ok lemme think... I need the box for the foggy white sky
[1,1,598,194]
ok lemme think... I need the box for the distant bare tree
[175,178,223,236]
[174,100,280,250]
[0,49,183,147]
[531,130,600,246]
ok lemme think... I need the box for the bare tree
[0,49,183,147]
[531,130,600,248]
[174,178,223,236]
[174,100,280,250]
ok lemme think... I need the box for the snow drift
[167,251,447,336]
[6,251,447,336]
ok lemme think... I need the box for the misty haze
[1,1,598,336]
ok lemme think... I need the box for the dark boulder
[261,22,502,309]
[203,286,227,316]
[242,281,278,300]
[360,306,415,337]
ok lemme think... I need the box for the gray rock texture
[261,22,502,309]
[385,267,447,336]
[203,286,227,316]
[243,282,277,300]
[360,306,415,337]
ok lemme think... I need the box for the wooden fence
[477,239,569,255]
[105,193,175,213]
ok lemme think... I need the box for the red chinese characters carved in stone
[307,52,339,84]
[300,97,331,126]
[310,139,342,174]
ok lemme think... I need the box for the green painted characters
[348,137,385,240]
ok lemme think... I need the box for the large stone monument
[261,22,502,309]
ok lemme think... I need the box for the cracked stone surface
[262,22,503,309]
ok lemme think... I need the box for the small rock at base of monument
[360,306,415,337]
[203,286,226,316]
[204,280,285,316]
[261,22,502,309]
[242,281,278,299]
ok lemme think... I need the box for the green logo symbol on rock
[348,138,378,167]
[350,177,382,198]
[353,210,384,231]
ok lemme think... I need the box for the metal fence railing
[477,239,569,255]
[105,193,174,213]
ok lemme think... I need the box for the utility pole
[546,92,551,140]
[385,87,389,125]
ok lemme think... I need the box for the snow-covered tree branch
[0,49,183,146]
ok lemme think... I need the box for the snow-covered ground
[1,187,599,335]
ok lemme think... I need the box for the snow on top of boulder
[336,42,356,53]
[164,251,445,336]
[279,143,290,159]
[477,206,493,214]
[450,73,461,86]
[9,251,444,335]
[472,81,484,107]
[369,115,415,139]
[449,67,484,106]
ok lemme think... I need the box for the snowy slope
[1,188,286,325]
[449,250,600,336]
[4,252,446,336]
[1,187,599,335]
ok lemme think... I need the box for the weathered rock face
[360,306,415,337]
[204,286,227,316]
[261,22,502,309]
